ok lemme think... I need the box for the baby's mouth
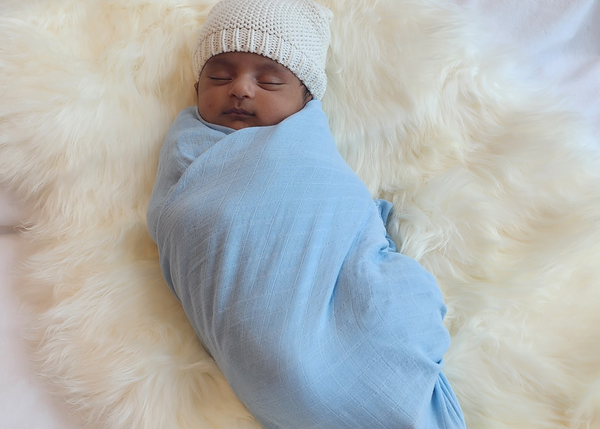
[224,108,253,116]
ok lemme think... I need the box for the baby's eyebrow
[254,62,288,75]
[204,57,234,71]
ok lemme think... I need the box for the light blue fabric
[147,101,466,429]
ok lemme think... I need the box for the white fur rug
[2,0,600,428]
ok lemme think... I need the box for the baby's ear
[194,82,199,93]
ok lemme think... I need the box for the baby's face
[196,52,309,130]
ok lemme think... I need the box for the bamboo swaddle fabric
[147,101,466,429]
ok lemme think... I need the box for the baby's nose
[229,76,255,99]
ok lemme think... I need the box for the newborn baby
[147,0,467,428]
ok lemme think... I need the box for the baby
[148,0,467,428]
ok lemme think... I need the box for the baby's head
[192,0,333,130]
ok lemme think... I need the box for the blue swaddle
[147,101,466,429]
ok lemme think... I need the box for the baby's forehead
[205,52,293,75]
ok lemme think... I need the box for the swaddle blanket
[147,101,466,429]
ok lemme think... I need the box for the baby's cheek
[197,98,216,121]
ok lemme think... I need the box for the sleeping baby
[147,0,467,427]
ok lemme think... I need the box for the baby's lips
[224,107,253,116]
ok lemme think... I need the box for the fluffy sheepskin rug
[2,0,600,428]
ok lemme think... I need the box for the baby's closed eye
[257,76,286,89]
[258,82,284,88]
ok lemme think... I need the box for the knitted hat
[192,0,333,100]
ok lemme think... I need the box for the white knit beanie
[192,0,333,100]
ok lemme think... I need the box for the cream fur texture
[2,0,600,428]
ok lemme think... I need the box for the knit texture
[192,0,332,100]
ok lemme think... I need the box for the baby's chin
[223,119,259,130]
